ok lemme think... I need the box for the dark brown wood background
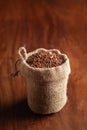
[0,0,87,130]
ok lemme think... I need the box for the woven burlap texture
[18,47,71,114]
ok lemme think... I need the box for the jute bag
[18,47,71,114]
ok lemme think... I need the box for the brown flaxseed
[26,50,65,68]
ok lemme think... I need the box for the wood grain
[0,0,87,130]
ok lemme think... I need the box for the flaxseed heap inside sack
[26,50,66,68]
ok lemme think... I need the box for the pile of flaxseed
[26,50,65,68]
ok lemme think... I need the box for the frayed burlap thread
[18,47,71,114]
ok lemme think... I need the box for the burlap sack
[18,47,71,114]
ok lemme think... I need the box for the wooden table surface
[0,0,87,130]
